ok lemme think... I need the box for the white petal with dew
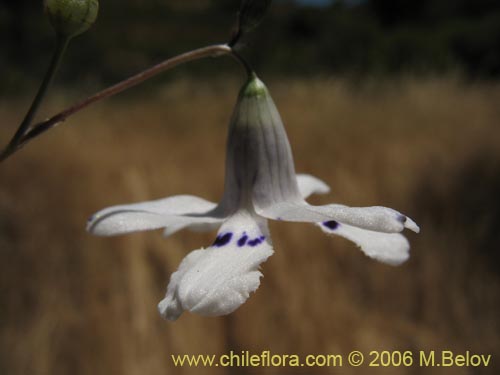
[296,174,330,199]
[87,195,221,236]
[163,222,220,238]
[256,201,419,233]
[319,221,411,265]
[158,211,273,321]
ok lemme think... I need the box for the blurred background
[1,0,499,374]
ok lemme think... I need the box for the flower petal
[319,220,410,265]
[158,211,273,321]
[87,195,221,236]
[296,174,330,199]
[220,76,303,215]
[255,201,419,233]
[162,222,220,238]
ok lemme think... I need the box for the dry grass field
[1,76,499,375]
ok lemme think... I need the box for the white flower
[87,75,419,321]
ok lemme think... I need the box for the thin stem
[7,35,70,149]
[230,49,253,78]
[1,44,252,163]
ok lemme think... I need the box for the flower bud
[44,0,99,38]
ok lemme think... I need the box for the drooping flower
[87,74,419,321]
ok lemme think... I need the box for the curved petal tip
[404,216,420,233]
[296,174,331,199]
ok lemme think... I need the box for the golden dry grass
[1,76,499,375]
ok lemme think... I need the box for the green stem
[9,35,70,147]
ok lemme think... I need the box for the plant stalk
[1,44,252,163]
[2,36,70,155]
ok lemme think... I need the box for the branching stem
[1,35,69,160]
[1,44,252,163]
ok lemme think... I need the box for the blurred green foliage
[1,0,500,93]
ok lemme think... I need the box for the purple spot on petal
[213,232,233,247]
[248,236,265,247]
[237,235,248,247]
[323,220,339,231]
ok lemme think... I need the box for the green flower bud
[44,0,99,38]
